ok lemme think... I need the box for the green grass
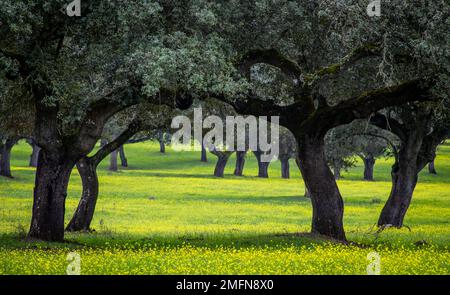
[0,141,449,274]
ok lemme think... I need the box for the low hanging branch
[238,48,303,80]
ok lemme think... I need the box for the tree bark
[119,145,128,167]
[29,143,41,168]
[428,157,437,174]
[0,138,16,178]
[280,158,290,179]
[363,156,375,181]
[234,151,246,176]
[377,135,422,227]
[201,142,207,162]
[109,149,118,171]
[213,152,232,177]
[296,133,346,241]
[253,151,270,178]
[66,157,98,232]
[67,119,144,232]
[378,161,418,227]
[28,149,76,241]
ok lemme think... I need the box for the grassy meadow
[0,141,449,274]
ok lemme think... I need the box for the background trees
[370,102,450,227]
[210,0,449,241]
[0,0,243,241]
[0,0,448,243]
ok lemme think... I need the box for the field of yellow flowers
[0,141,449,274]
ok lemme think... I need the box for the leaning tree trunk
[253,151,270,178]
[0,138,16,178]
[66,157,99,232]
[213,152,232,177]
[119,145,128,167]
[296,133,346,241]
[109,149,118,171]
[28,149,76,241]
[377,131,424,227]
[378,162,418,227]
[234,151,246,176]
[280,158,290,179]
[29,143,41,168]
[428,156,437,174]
[200,143,207,162]
[363,155,376,181]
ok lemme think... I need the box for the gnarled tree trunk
[234,151,246,176]
[0,138,16,178]
[66,157,98,232]
[28,149,76,241]
[296,133,346,241]
[378,135,422,227]
[378,161,418,227]
[119,145,128,167]
[363,155,375,181]
[280,157,290,179]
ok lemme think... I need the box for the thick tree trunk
[253,151,270,178]
[428,157,437,174]
[378,163,418,227]
[234,151,246,176]
[280,158,290,179]
[119,145,128,167]
[297,133,346,241]
[28,149,76,241]
[377,131,423,227]
[214,153,231,177]
[363,156,375,181]
[201,143,207,162]
[29,143,41,168]
[0,138,16,178]
[66,157,99,232]
[333,166,341,180]
[109,149,118,171]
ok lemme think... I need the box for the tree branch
[239,49,303,79]
[306,79,434,137]
[302,43,381,86]
[369,113,407,142]
[90,119,143,165]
